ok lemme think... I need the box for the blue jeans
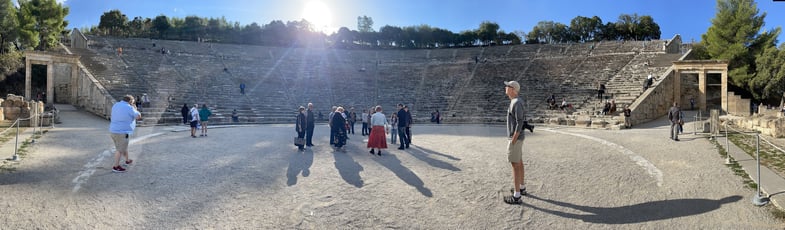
[398,128,408,148]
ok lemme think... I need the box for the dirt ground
[0,107,783,229]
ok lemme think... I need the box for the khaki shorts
[110,133,129,153]
[507,139,524,163]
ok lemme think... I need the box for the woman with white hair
[367,105,388,156]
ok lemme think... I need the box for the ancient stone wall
[1,94,45,126]
[725,114,785,138]
[628,68,676,126]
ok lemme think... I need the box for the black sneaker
[503,195,522,204]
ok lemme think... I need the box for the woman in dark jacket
[180,104,189,124]
[331,107,347,149]
[295,106,306,151]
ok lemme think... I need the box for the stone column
[673,70,681,107]
[25,59,31,100]
[47,61,54,104]
[698,70,707,112]
[721,69,728,114]
[71,63,78,104]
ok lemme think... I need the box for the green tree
[0,0,18,53]
[183,16,206,41]
[637,15,661,40]
[526,21,568,44]
[569,16,602,42]
[477,21,499,45]
[98,10,128,36]
[357,15,374,33]
[152,15,170,39]
[749,28,783,99]
[701,0,768,97]
[17,0,68,50]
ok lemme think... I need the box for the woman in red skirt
[367,105,388,156]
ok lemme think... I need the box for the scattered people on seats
[668,102,681,141]
[295,106,306,151]
[117,47,123,56]
[135,94,143,111]
[503,80,527,204]
[331,107,347,150]
[623,105,632,128]
[231,109,239,122]
[396,104,410,150]
[109,95,141,173]
[602,101,611,115]
[547,94,557,110]
[597,82,606,99]
[305,103,316,147]
[189,104,200,138]
[199,104,212,137]
[318,111,324,121]
[559,98,568,111]
[367,106,388,156]
[141,93,150,107]
[643,74,653,91]
[181,103,189,125]
[430,109,441,124]
[609,99,617,114]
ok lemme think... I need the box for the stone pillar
[71,63,78,104]
[47,61,54,104]
[698,71,707,112]
[25,59,31,100]
[721,69,728,114]
[673,71,681,107]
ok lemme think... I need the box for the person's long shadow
[374,153,433,197]
[332,146,364,188]
[524,194,742,224]
[406,146,461,172]
[286,148,314,186]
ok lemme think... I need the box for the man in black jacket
[396,104,409,150]
[305,103,316,147]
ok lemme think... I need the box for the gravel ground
[0,107,782,229]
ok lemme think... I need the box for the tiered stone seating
[72,36,682,125]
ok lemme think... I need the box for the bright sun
[302,1,333,32]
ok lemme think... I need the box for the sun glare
[302,1,333,33]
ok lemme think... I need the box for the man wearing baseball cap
[503,80,527,204]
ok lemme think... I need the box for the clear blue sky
[60,0,785,45]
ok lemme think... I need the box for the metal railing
[2,112,54,161]
[723,123,785,206]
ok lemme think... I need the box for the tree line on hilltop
[89,10,663,49]
[0,0,781,102]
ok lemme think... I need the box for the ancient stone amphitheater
[65,35,685,126]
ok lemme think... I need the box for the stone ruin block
[4,107,20,120]
[575,116,592,127]
[591,119,608,128]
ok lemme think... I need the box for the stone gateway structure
[23,51,115,119]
